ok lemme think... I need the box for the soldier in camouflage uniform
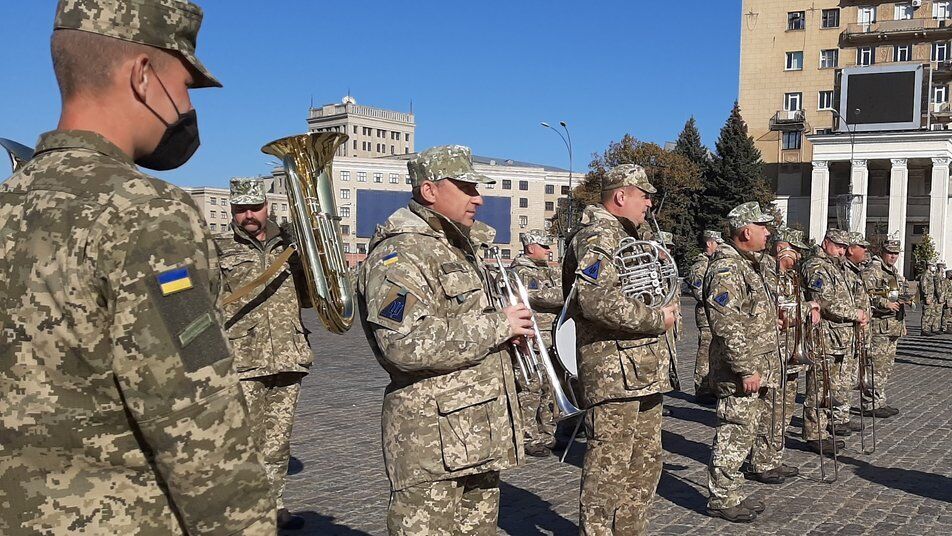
[920,263,939,335]
[686,229,724,404]
[748,226,814,485]
[509,229,561,455]
[562,164,678,535]
[357,145,532,535]
[215,177,312,529]
[840,232,873,434]
[936,262,949,333]
[944,270,952,332]
[702,202,777,523]
[800,228,868,453]
[658,231,683,398]
[860,238,906,418]
[0,1,274,533]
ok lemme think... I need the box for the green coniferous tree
[674,116,711,247]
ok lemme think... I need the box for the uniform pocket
[617,338,661,390]
[438,263,483,301]
[435,380,501,471]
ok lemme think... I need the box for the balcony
[842,18,952,44]
[770,110,806,131]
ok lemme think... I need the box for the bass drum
[554,317,578,378]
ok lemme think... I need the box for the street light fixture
[540,121,574,237]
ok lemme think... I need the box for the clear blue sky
[1,1,741,187]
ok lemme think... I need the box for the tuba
[1,138,34,173]
[261,132,355,334]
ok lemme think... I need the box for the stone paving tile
[284,299,952,535]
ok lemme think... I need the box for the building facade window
[545,184,555,194]
[782,131,802,150]
[340,170,350,181]
[857,6,877,25]
[209,223,217,231]
[220,211,227,219]
[933,84,949,104]
[374,172,382,183]
[519,180,529,191]
[343,243,351,253]
[389,173,399,184]
[784,92,803,111]
[340,206,350,218]
[341,224,350,236]
[895,44,912,62]
[820,49,839,69]
[519,198,528,208]
[357,172,366,182]
[787,11,806,31]
[858,46,875,66]
[519,215,528,228]
[545,201,554,211]
[786,51,804,70]
[358,243,366,254]
[821,8,840,28]
[405,176,412,185]
[936,1,952,19]
[501,248,511,260]
[818,90,835,110]
[934,42,950,61]
[210,197,217,205]
[340,189,351,199]
[561,185,570,195]
[502,179,512,190]
[894,3,914,21]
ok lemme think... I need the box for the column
[888,158,909,269]
[932,157,951,263]
[810,161,830,242]
[849,159,869,234]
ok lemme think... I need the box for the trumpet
[488,247,583,422]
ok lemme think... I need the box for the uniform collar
[409,200,473,245]
[231,218,282,249]
[581,204,642,238]
[33,130,135,165]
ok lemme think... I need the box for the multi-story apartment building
[740,1,952,274]
[306,95,415,158]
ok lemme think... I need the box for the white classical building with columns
[799,131,952,276]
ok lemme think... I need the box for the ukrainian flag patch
[157,267,193,296]
[382,252,399,266]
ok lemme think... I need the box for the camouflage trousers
[861,334,899,410]
[750,374,798,473]
[693,306,712,395]
[580,394,662,536]
[922,304,942,333]
[802,357,842,441]
[387,471,500,536]
[514,361,556,450]
[239,371,304,510]
[708,390,767,509]
[944,305,952,331]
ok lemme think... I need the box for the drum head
[554,318,579,378]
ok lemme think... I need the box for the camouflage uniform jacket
[801,248,860,356]
[703,244,780,396]
[509,254,563,344]
[214,220,312,379]
[937,272,950,304]
[687,253,710,327]
[762,255,810,375]
[862,256,906,337]
[919,272,936,305]
[561,204,669,407]
[357,201,523,491]
[0,131,271,534]
[844,259,873,318]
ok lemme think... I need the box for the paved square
[284,299,952,535]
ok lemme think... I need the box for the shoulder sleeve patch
[809,277,824,290]
[691,278,702,289]
[528,278,540,290]
[582,259,602,280]
[714,291,730,307]
[379,287,416,323]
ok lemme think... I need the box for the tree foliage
[912,234,939,277]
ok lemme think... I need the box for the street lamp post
[541,121,574,237]
[831,108,862,232]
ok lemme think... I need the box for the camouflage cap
[520,229,552,247]
[230,177,265,205]
[848,232,870,247]
[882,239,902,254]
[727,201,773,230]
[825,228,851,246]
[659,231,674,247]
[939,261,948,268]
[702,230,724,244]
[775,226,809,250]
[407,145,493,187]
[54,0,221,88]
[602,164,657,193]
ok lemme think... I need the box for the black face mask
[135,70,200,171]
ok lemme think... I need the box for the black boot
[277,508,305,530]
[708,504,757,523]
[749,468,785,484]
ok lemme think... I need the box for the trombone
[805,321,838,483]
[488,247,583,422]
[855,324,876,454]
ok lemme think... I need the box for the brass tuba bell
[262,132,355,334]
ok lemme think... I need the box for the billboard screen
[355,189,511,243]
[839,64,922,132]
